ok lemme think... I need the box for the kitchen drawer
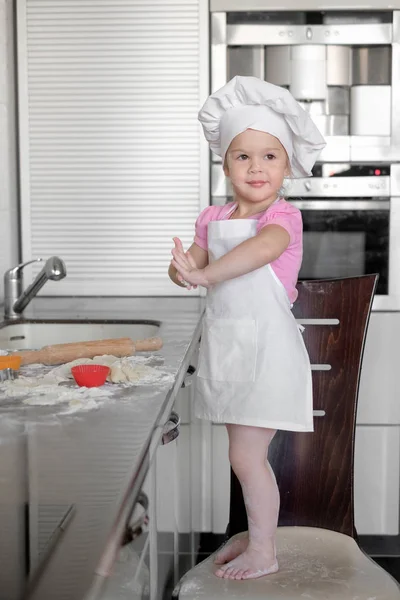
[358,312,400,425]
[154,422,203,535]
[141,409,183,599]
[354,425,400,535]
[151,429,179,533]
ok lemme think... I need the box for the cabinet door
[144,417,180,600]
[175,352,204,536]
[0,425,27,600]
[358,313,400,425]
[211,425,230,535]
[154,384,199,587]
[354,425,400,535]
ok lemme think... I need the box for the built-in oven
[211,163,400,310]
[294,199,388,295]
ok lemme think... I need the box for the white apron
[195,216,313,432]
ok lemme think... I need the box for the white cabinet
[358,312,400,425]
[141,351,204,599]
[141,413,180,600]
[355,312,400,535]
[355,426,400,535]
[151,430,179,534]
[211,425,230,534]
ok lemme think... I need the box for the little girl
[168,76,325,581]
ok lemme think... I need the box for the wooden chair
[174,275,400,599]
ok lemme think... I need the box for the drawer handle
[122,492,149,546]
[162,410,181,445]
[313,410,326,417]
[181,364,196,388]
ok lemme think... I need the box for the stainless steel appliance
[210,5,400,310]
[212,8,400,159]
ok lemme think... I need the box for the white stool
[175,528,400,599]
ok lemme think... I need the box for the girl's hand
[171,237,210,289]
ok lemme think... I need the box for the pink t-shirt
[194,198,303,303]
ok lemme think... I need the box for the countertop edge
[84,314,203,598]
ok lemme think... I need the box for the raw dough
[109,362,127,384]
[109,360,161,384]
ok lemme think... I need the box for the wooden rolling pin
[15,336,163,366]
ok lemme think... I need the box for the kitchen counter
[0,296,204,600]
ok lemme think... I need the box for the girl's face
[224,129,290,207]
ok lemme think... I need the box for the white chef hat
[198,76,326,178]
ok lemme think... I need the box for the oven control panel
[211,163,393,201]
[287,164,391,198]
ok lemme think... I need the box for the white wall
[0,0,19,302]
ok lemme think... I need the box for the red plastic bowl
[71,364,110,388]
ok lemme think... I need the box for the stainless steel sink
[0,320,160,351]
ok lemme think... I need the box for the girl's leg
[214,431,278,566]
[214,424,279,580]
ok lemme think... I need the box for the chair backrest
[227,274,378,539]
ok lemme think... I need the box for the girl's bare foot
[214,546,278,580]
[214,535,249,565]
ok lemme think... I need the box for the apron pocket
[197,317,257,382]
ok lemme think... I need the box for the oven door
[290,198,399,310]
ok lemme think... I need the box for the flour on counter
[0,376,113,413]
[0,355,174,414]
[50,355,174,385]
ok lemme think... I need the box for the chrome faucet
[3,257,67,320]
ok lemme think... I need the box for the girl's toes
[235,569,245,580]
[214,567,226,578]
[223,567,236,579]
